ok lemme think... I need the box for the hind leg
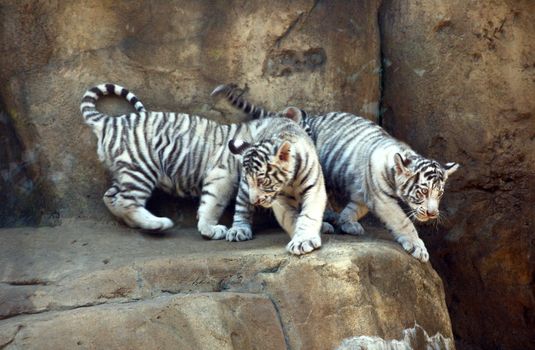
[103,182,173,231]
[321,209,338,234]
[197,167,236,240]
[226,176,254,242]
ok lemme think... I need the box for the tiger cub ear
[444,162,460,176]
[394,153,413,176]
[276,141,292,163]
[228,139,251,155]
[281,107,304,123]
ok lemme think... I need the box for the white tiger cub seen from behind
[213,84,460,262]
[80,83,326,255]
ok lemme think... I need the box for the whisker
[437,211,451,226]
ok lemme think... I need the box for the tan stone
[0,222,453,349]
[0,293,286,350]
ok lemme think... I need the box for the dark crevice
[3,279,50,286]
[268,296,292,350]
[0,324,23,349]
[376,0,386,127]
[0,101,52,227]
[259,259,288,274]
[274,13,304,49]
[0,297,146,322]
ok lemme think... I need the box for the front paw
[396,236,429,262]
[226,225,253,242]
[199,224,228,240]
[286,234,321,255]
[321,222,335,234]
[339,220,365,236]
[133,217,174,231]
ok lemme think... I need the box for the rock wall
[0,0,381,224]
[380,0,535,349]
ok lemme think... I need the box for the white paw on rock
[199,224,228,240]
[139,217,174,231]
[155,217,174,231]
[226,226,253,241]
[286,234,322,255]
[397,236,429,262]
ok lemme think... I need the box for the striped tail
[80,83,146,126]
[211,84,278,119]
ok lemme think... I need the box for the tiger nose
[427,209,438,218]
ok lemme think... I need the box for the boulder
[0,293,286,350]
[0,222,454,349]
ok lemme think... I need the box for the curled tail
[80,83,146,126]
[211,83,312,136]
[211,84,278,119]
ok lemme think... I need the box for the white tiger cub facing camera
[226,122,328,255]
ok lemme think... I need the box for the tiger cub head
[394,153,459,222]
[229,139,294,208]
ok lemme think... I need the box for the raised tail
[211,84,278,119]
[80,83,146,126]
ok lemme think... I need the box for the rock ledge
[0,221,454,349]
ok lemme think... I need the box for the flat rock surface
[0,221,454,349]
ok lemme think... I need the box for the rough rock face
[0,222,453,350]
[0,0,381,225]
[380,1,535,349]
[1,293,287,350]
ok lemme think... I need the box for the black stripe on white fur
[80,83,146,125]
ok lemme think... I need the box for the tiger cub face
[229,139,294,208]
[394,153,459,222]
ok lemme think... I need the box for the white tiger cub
[227,123,328,254]
[80,83,326,255]
[212,84,460,262]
